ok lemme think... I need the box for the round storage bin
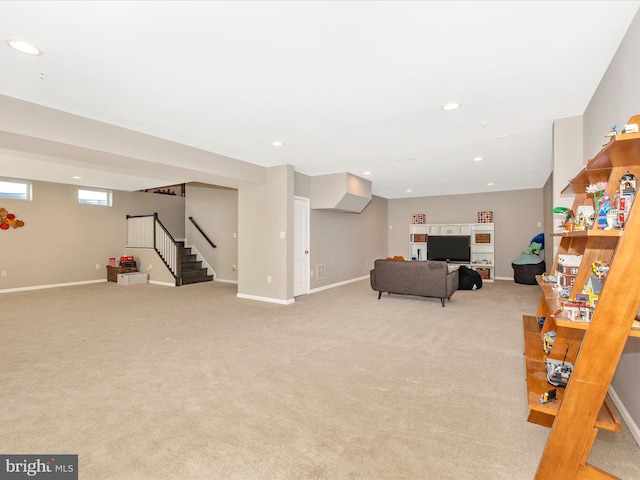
[512,261,546,285]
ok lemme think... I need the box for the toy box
[117,272,148,285]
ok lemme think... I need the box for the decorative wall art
[477,211,493,223]
[0,207,25,230]
[412,213,426,224]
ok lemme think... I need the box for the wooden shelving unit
[524,126,640,479]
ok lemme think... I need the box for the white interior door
[293,196,310,297]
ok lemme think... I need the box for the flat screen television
[427,235,470,262]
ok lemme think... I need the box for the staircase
[177,242,213,285]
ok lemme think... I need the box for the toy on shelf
[543,331,556,354]
[617,171,636,227]
[545,344,573,387]
[605,125,618,138]
[540,388,557,404]
[592,260,610,278]
[561,298,592,322]
[552,206,575,230]
[586,182,608,229]
[597,193,612,229]
[556,254,582,288]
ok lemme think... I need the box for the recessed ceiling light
[487,182,494,186]
[406,189,413,193]
[363,171,371,175]
[473,157,483,162]
[271,141,283,147]
[5,39,42,56]
[72,176,82,180]
[441,102,461,111]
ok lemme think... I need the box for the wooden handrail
[188,217,217,248]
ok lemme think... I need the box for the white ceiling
[1,1,639,199]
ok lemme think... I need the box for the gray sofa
[369,259,459,307]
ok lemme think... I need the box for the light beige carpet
[1,280,638,479]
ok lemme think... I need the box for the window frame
[0,177,32,201]
[77,187,112,207]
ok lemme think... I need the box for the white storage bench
[117,272,148,285]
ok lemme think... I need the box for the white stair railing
[126,213,180,284]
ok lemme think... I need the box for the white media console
[409,222,495,282]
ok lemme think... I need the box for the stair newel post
[152,212,158,253]
[176,242,182,286]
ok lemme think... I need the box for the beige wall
[238,165,294,303]
[185,184,238,283]
[542,174,554,268]
[388,189,544,279]
[309,194,388,289]
[551,116,584,257]
[583,8,640,436]
[0,180,185,290]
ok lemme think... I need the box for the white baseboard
[148,280,176,287]
[236,293,295,305]
[608,385,640,448]
[0,279,107,294]
[215,278,238,284]
[310,275,369,294]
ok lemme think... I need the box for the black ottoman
[512,261,545,285]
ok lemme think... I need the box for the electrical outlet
[232,265,237,271]
[1,271,7,277]
[267,275,272,283]
[148,264,153,271]
[95,264,100,270]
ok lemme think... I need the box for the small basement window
[78,188,112,206]
[0,178,32,200]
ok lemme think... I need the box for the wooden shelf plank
[560,132,640,195]
[552,229,623,238]
[588,132,640,169]
[535,277,562,317]
[535,277,640,338]
[576,464,620,480]
[555,317,640,337]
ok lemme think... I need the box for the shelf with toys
[522,314,621,431]
[525,116,640,479]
